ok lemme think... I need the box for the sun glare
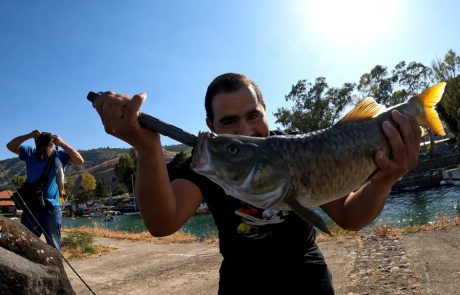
[305,0,399,47]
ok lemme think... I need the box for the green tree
[170,151,188,166]
[390,60,438,155]
[12,175,26,188]
[274,77,356,133]
[358,65,398,106]
[357,63,432,106]
[94,179,108,200]
[80,172,96,192]
[64,176,76,201]
[432,49,460,81]
[392,61,433,96]
[113,183,128,196]
[75,172,97,203]
[431,50,460,140]
[115,148,136,193]
[65,176,75,192]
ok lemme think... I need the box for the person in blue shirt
[7,130,84,251]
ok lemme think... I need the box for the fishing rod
[87,91,198,147]
[0,164,97,295]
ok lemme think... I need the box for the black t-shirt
[167,132,335,294]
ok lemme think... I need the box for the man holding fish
[7,131,84,251]
[93,73,442,294]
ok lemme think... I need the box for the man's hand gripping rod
[87,91,198,147]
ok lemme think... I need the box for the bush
[62,231,95,254]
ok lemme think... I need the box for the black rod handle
[87,91,197,147]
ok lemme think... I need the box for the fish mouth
[191,131,215,175]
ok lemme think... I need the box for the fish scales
[265,118,388,207]
[191,82,447,234]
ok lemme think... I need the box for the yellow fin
[416,82,446,136]
[340,97,386,122]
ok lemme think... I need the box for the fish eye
[226,144,239,155]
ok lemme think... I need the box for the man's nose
[236,121,255,136]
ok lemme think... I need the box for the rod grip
[87,91,197,147]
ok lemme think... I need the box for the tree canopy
[275,49,460,141]
[274,77,355,133]
[115,148,136,193]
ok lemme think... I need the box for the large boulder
[0,217,75,295]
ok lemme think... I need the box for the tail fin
[416,82,447,136]
[59,190,66,205]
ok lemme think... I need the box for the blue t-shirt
[19,145,70,206]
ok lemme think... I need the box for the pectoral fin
[286,198,332,236]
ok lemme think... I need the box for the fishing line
[0,164,97,295]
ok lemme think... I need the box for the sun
[305,0,400,47]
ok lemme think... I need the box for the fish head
[191,131,291,208]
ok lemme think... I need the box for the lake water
[62,185,460,238]
[62,213,217,239]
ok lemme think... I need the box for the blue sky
[1,0,459,161]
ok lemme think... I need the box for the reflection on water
[63,214,147,233]
[376,185,460,227]
[62,210,217,238]
[63,186,460,237]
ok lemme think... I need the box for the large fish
[191,82,447,235]
[54,154,66,205]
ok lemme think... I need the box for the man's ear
[206,118,214,132]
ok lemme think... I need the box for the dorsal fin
[339,97,386,122]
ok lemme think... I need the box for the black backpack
[12,151,56,211]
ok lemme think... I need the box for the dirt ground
[65,225,460,295]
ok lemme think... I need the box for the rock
[0,217,75,295]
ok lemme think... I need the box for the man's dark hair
[205,73,265,122]
[35,132,53,148]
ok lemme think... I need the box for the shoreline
[62,216,460,244]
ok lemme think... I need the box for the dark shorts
[218,259,335,295]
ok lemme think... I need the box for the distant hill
[0,145,189,191]
[162,143,192,154]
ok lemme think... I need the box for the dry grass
[398,216,460,234]
[316,223,362,243]
[368,217,460,236]
[62,225,216,244]
[316,217,460,242]
[63,217,460,247]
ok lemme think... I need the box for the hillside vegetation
[0,145,189,191]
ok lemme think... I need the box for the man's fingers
[128,93,146,113]
[391,110,420,146]
[93,91,147,137]
[374,150,389,170]
[94,91,112,119]
[391,110,421,167]
[101,97,114,130]
[124,93,147,122]
[382,120,404,163]
[392,111,411,142]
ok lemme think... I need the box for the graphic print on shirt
[235,201,289,239]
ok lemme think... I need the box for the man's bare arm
[6,130,41,155]
[52,135,84,165]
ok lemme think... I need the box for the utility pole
[131,174,136,211]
